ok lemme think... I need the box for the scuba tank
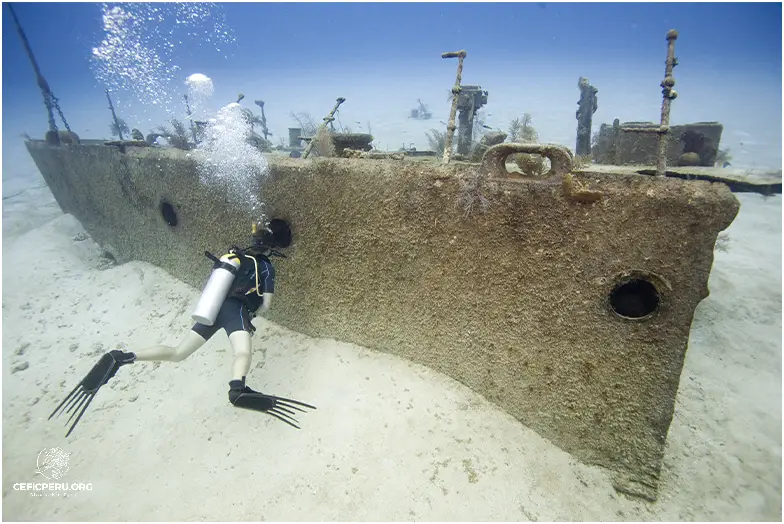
[192,219,291,325]
[191,252,242,326]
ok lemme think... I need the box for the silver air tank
[191,253,242,326]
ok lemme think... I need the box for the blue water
[2,2,782,200]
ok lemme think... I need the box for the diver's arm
[256,258,275,314]
[258,292,273,314]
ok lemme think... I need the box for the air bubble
[91,2,236,123]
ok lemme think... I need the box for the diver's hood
[253,218,292,249]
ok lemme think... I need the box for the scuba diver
[49,218,316,438]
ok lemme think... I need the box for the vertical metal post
[441,50,467,164]
[7,3,58,141]
[620,30,680,175]
[183,94,198,144]
[105,90,123,141]
[302,97,346,159]
[255,100,271,141]
[656,30,679,176]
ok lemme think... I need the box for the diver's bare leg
[133,330,207,362]
[49,331,206,438]
[228,330,253,380]
[226,329,315,428]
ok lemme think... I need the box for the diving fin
[228,380,316,429]
[49,350,136,437]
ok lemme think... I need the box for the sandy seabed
[1,181,781,521]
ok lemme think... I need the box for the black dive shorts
[192,297,255,340]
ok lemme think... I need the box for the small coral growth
[506,114,550,176]
[457,169,489,217]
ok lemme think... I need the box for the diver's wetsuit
[192,252,275,339]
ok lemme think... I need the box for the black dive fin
[229,386,316,429]
[50,350,135,437]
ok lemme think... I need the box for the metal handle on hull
[480,142,574,182]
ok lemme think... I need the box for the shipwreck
[23,136,740,501]
[10,5,754,501]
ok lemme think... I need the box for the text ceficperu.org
[14,483,93,491]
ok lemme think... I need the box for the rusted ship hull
[24,139,739,501]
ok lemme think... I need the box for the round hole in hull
[267,218,292,248]
[609,277,660,320]
[160,200,178,227]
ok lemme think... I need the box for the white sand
[2,182,781,521]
